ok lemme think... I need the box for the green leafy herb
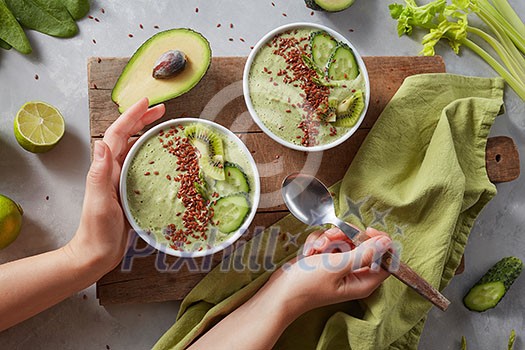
[5,0,78,38]
[0,38,12,50]
[389,0,525,101]
[0,2,32,54]
[508,329,516,350]
[61,0,90,20]
[461,336,467,350]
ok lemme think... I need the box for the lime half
[14,101,65,153]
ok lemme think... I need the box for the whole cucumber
[463,256,523,312]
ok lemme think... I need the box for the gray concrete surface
[0,0,524,349]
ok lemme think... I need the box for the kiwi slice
[184,124,225,180]
[184,124,224,159]
[201,157,225,181]
[333,90,364,127]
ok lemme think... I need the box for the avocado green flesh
[61,0,89,20]
[126,123,255,251]
[112,29,212,113]
[314,0,355,11]
[4,0,78,38]
[0,2,32,54]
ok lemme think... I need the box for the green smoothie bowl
[120,118,260,257]
[244,22,370,152]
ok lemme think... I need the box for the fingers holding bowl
[104,98,166,162]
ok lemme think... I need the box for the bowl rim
[243,22,370,152]
[119,118,261,258]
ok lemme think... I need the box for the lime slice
[14,101,65,153]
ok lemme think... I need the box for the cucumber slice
[212,194,250,233]
[214,163,250,197]
[305,0,355,12]
[463,256,523,312]
[463,281,506,312]
[327,43,359,81]
[310,31,338,70]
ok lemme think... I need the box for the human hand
[65,98,165,274]
[267,227,392,316]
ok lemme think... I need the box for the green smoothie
[126,121,255,252]
[249,28,366,147]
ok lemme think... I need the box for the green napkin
[153,74,505,350]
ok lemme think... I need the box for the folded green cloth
[153,74,504,350]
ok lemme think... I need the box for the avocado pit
[153,50,187,79]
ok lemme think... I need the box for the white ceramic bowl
[243,22,370,152]
[120,118,260,258]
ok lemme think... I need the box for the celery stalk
[461,38,525,100]
[490,0,525,37]
[467,26,525,81]
[477,0,525,54]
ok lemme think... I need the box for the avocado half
[112,28,212,113]
[304,0,355,12]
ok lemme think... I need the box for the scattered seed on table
[101,8,105,14]
[275,155,280,159]
[229,38,234,41]
[139,24,144,29]
[93,83,98,89]
[217,23,221,28]
[45,195,49,200]
[230,23,234,29]
[88,15,94,19]
[250,46,254,49]
[195,7,199,13]
[34,74,39,80]
[239,37,245,42]
[271,2,275,6]
[154,25,159,29]
[92,39,96,44]
[94,17,100,22]
[128,33,134,38]
[97,57,101,63]
[106,346,110,350]
[348,29,354,32]
[82,294,87,300]
[310,11,314,16]
[282,13,287,17]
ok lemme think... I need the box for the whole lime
[0,194,23,249]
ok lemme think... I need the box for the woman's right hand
[265,227,392,317]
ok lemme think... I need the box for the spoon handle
[334,220,450,311]
[380,250,450,311]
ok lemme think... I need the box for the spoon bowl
[281,173,336,227]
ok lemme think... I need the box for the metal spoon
[282,172,450,311]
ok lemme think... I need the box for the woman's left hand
[65,98,165,273]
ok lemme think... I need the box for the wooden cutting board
[88,56,519,305]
